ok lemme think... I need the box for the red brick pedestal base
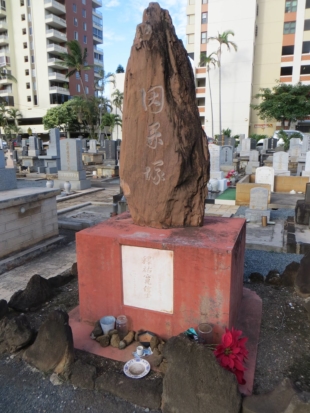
[76,213,246,343]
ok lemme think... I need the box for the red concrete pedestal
[76,213,246,343]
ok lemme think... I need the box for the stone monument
[76,3,248,343]
[0,149,17,190]
[220,145,234,172]
[245,187,270,223]
[55,139,91,190]
[273,151,290,176]
[295,183,310,225]
[209,144,224,179]
[38,128,61,174]
[255,166,275,192]
[119,3,209,228]
[302,151,310,177]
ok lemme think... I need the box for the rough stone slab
[295,252,310,297]
[120,3,209,228]
[0,168,17,191]
[0,187,60,210]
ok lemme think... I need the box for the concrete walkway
[0,242,76,301]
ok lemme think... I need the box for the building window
[26,82,30,89]
[21,14,25,21]
[83,35,87,44]
[74,31,78,40]
[201,32,207,44]
[20,0,24,5]
[187,14,195,25]
[302,41,310,53]
[23,42,27,49]
[73,3,77,12]
[22,28,26,35]
[25,69,29,75]
[74,17,78,26]
[76,72,80,79]
[305,19,310,30]
[34,95,37,105]
[201,12,208,24]
[285,0,297,12]
[85,73,88,82]
[282,45,294,55]
[83,22,87,30]
[280,66,293,76]
[93,28,103,39]
[301,65,310,74]
[77,84,80,92]
[27,0,30,5]
[27,96,31,102]
[93,15,102,26]
[187,34,194,44]
[283,21,296,34]
[31,55,34,63]
[85,86,89,94]
[307,0,310,8]
[24,56,28,62]
[82,9,86,17]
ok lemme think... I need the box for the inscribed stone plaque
[60,139,83,171]
[273,152,288,171]
[105,140,117,159]
[255,166,274,192]
[250,187,268,210]
[220,145,233,165]
[268,138,278,150]
[241,139,251,152]
[47,128,60,158]
[89,139,97,153]
[305,151,310,171]
[249,150,259,162]
[209,144,221,171]
[122,245,173,314]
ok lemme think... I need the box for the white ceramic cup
[136,346,144,356]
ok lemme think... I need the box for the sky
[100,0,188,75]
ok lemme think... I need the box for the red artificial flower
[214,327,248,385]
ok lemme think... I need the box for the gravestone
[301,134,310,156]
[218,137,235,147]
[245,187,270,223]
[289,138,301,158]
[39,128,61,174]
[37,138,43,155]
[255,166,274,192]
[104,140,117,165]
[302,151,310,177]
[220,145,233,172]
[28,136,39,157]
[209,144,224,179]
[273,151,290,176]
[267,137,278,151]
[246,150,260,174]
[81,139,87,153]
[262,139,268,151]
[55,139,91,190]
[119,3,209,228]
[0,149,17,191]
[249,150,259,162]
[22,139,28,148]
[89,139,97,154]
[5,150,15,168]
[240,138,254,157]
[295,183,310,225]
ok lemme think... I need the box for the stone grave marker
[245,187,270,222]
[218,137,235,147]
[249,150,259,162]
[47,128,60,158]
[89,139,98,154]
[273,151,290,176]
[255,166,274,192]
[209,144,224,179]
[104,140,117,165]
[306,182,310,204]
[119,3,209,228]
[220,145,233,166]
[301,134,310,156]
[267,137,278,150]
[55,139,91,190]
[295,182,310,224]
[302,151,310,177]
[289,138,301,157]
[0,149,17,191]
[240,138,253,157]
[37,138,43,155]
[81,139,87,152]
[28,136,39,157]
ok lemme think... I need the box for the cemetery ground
[0,178,310,412]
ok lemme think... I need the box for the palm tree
[94,68,115,140]
[112,89,124,114]
[101,112,122,140]
[57,40,92,96]
[208,30,237,135]
[0,67,17,86]
[199,52,218,138]
[7,108,22,127]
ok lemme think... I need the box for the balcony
[0,5,6,18]
[0,35,8,46]
[92,19,102,29]
[0,20,7,33]
[49,86,70,95]
[45,14,67,29]
[0,87,13,96]
[44,0,66,15]
[92,8,102,17]
[93,34,103,45]
[47,43,67,55]
[0,76,12,86]
[48,72,68,82]
[94,58,103,67]
[92,0,102,7]
[47,57,67,69]
[0,52,10,66]
[46,29,67,43]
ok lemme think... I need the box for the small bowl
[137,331,156,348]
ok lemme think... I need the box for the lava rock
[150,335,160,351]
[162,335,241,413]
[249,272,265,283]
[46,271,74,289]
[91,320,103,339]
[159,359,168,374]
[0,314,35,354]
[158,343,165,354]
[71,262,78,277]
[70,359,96,390]
[280,261,300,287]
[108,329,118,337]
[295,253,310,297]
[9,274,53,311]
[96,335,110,348]
[242,378,310,413]
[303,299,310,321]
[122,330,135,346]
[110,333,120,348]
[119,2,209,229]
[23,309,74,374]
[265,270,281,286]
[0,300,8,319]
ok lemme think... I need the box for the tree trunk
[79,71,87,97]
[219,47,222,136]
[207,65,214,138]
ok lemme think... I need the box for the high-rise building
[186,0,310,137]
[1,0,103,134]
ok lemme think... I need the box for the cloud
[103,0,120,8]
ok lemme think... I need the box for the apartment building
[1,0,104,134]
[186,0,310,137]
